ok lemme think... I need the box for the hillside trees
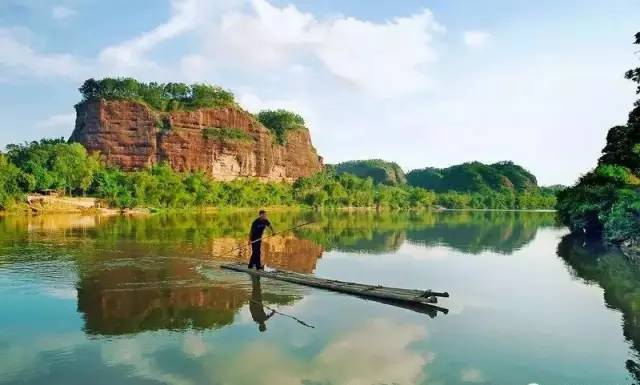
[556,32,640,247]
[407,161,538,193]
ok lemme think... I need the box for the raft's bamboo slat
[220,263,449,315]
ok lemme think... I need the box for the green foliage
[0,139,556,211]
[557,32,640,246]
[0,154,23,209]
[0,142,555,211]
[155,116,171,132]
[333,159,407,185]
[293,170,552,210]
[407,161,537,193]
[89,165,294,209]
[256,109,305,145]
[599,125,640,174]
[604,189,640,243]
[78,78,237,111]
[202,127,253,142]
[5,138,100,195]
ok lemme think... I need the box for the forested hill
[406,161,539,193]
[333,160,407,185]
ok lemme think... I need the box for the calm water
[0,211,638,385]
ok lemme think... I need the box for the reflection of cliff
[76,258,299,335]
[212,234,323,273]
[557,235,640,384]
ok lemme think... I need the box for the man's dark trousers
[248,241,262,269]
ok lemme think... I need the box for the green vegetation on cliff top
[78,78,238,111]
[78,78,306,145]
[255,109,306,145]
[333,159,407,185]
[556,32,640,248]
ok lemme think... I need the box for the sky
[0,0,639,185]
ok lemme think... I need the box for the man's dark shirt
[250,218,271,241]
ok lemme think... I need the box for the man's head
[259,210,267,219]
[259,322,267,332]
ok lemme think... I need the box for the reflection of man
[248,210,274,270]
[249,276,275,332]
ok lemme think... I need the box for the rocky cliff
[69,100,323,181]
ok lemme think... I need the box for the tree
[557,31,640,246]
[256,109,305,145]
[0,154,23,209]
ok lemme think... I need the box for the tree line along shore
[0,138,556,213]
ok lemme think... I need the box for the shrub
[202,127,253,142]
[0,154,23,209]
[256,109,305,145]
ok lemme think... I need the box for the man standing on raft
[248,210,274,270]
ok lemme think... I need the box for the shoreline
[0,204,557,217]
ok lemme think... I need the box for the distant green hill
[333,159,407,185]
[406,161,538,193]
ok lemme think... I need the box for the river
[0,211,638,385]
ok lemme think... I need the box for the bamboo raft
[220,263,449,316]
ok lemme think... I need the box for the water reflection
[0,210,560,337]
[75,256,303,335]
[249,276,275,332]
[297,210,558,254]
[557,234,640,384]
[7,210,624,385]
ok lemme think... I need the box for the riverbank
[1,198,559,217]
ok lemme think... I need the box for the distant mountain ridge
[333,159,407,185]
[331,159,546,194]
[406,161,539,193]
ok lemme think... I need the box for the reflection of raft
[220,263,449,316]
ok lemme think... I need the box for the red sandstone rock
[70,100,323,181]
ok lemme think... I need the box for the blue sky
[0,0,638,185]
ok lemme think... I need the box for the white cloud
[212,0,443,96]
[36,113,75,130]
[0,28,86,78]
[237,91,306,114]
[182,333,207,358]
[215,319,430,385]
[97,0,199,75]
[316,10,442,96]
[461,368,486,383]
[463,30,491,49]
[215,0,319,68]
[52,5,77,20]
[98,0,240,77]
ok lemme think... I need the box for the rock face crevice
[70,100,323,181]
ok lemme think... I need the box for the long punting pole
[217,221,315,258]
